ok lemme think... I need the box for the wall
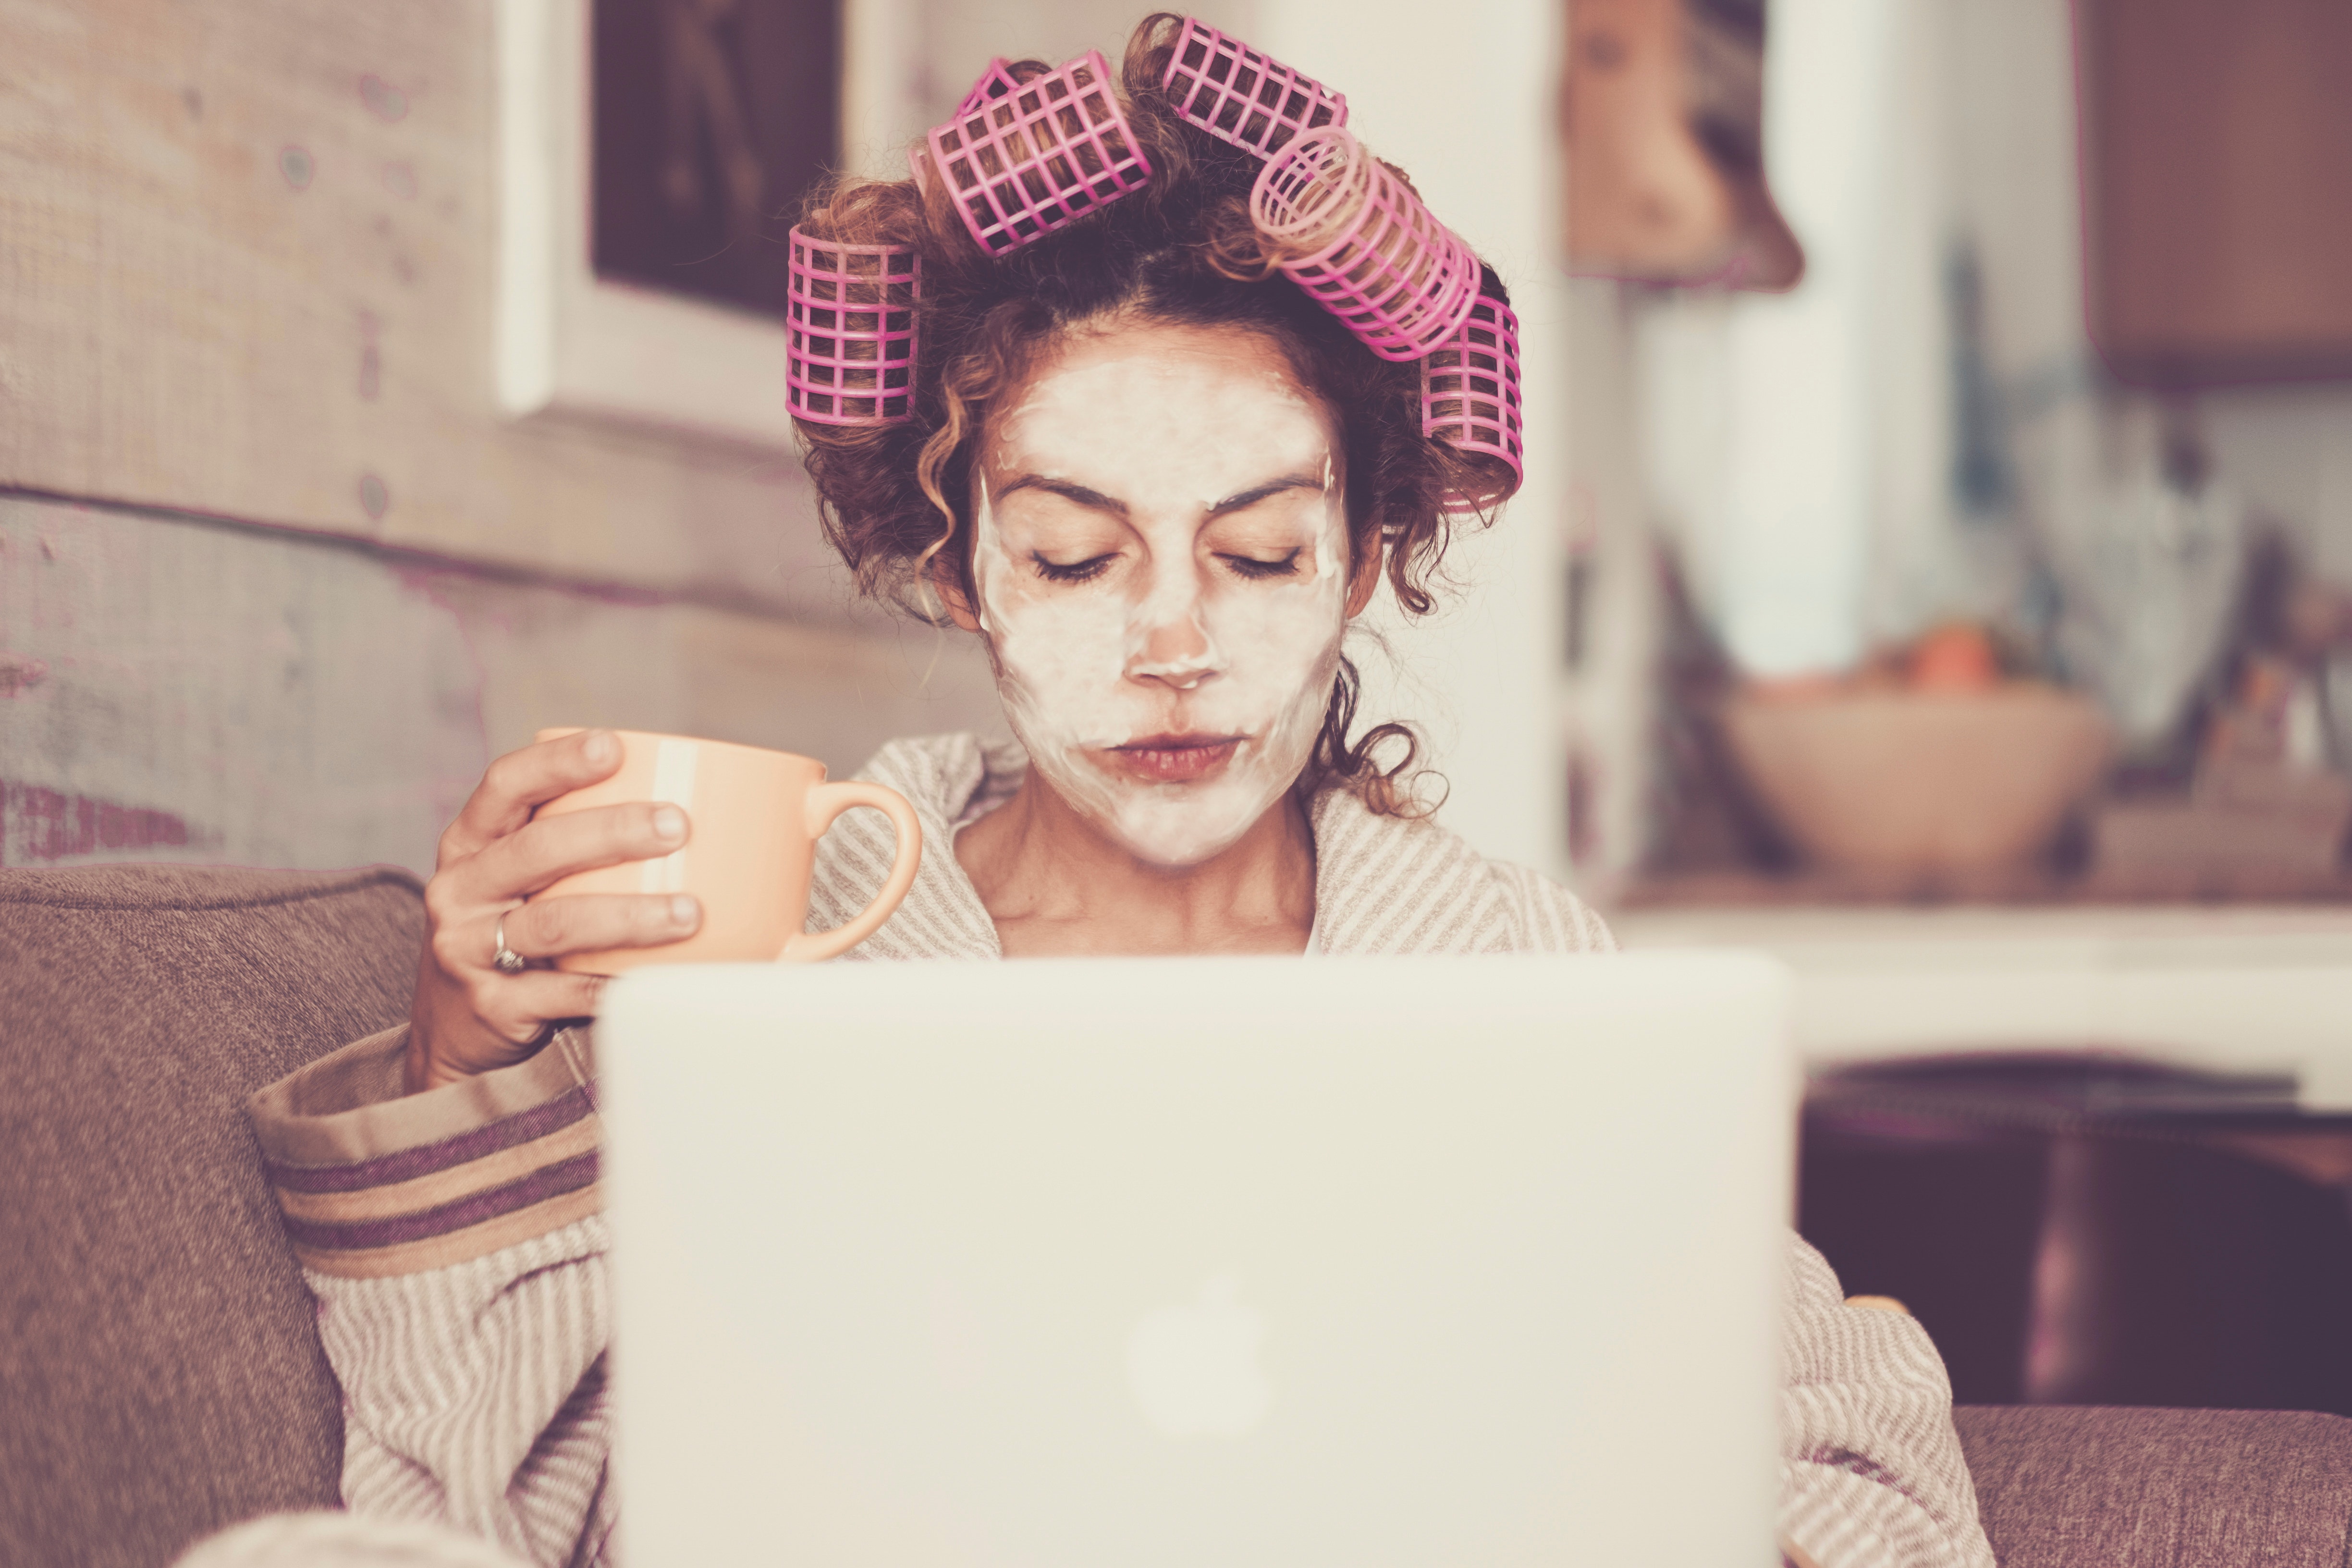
[1632,0,1959,680]
[5,1,831,597]
[0,492,997,872]
[0,0,1003,875]
[1563,279,1654,888]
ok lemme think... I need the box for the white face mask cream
[969,322,1354,868]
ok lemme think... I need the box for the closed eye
[1219,548,1304,581]
[1031,552,1117,584]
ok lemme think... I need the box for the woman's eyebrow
[1209,473,1326,514]
[996,475,1128,516]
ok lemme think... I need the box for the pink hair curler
[785,226,920,426]
[1250,125,1482,362]
[1421,284,1524,504]
[957,57,1022,116]
[913,58,1025,193]
[1159,17,1346,159]
[925,49,1152,257]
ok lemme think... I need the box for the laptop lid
[600,951,1792,1567]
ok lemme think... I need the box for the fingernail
[652,805,686,842]
[584,730,617,766]
[670,894,700,926]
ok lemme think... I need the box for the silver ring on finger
[492,913,530,974]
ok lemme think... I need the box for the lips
[1101,733,1244,784]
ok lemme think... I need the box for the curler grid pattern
[1160,17,1346,159]
[927,50,1151,257]
[1251,126,1481,362]
[957,57,1022,116]
[786,226,919,426]
[915,57,1026,193]
[1422,288,1524,504]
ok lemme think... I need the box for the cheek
[972,508,1122,673]
[1210,587,1344,685]
[1204,514,1351,694]
[983,583,1130,714]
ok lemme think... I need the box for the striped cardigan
[241,733,1992,1568]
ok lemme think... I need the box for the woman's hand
[405,728,702,1094]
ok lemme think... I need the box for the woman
[239,17,1993,1568]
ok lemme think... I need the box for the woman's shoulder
[1309,787,1616,956]
[1478,857,1620,955]
[852,732,1026,826]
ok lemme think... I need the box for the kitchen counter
[1610,903,2352,1109]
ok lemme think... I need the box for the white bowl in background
[1719,686,2114,874]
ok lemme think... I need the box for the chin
[1098,780,1279,869]
[1109,823,1257,870]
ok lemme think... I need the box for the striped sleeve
[1777,1236,1996,1568]
[1481,859,1618,954]
[1306,786,1617,957]
[1308,792,1513,954]
[245,1026,618,1567]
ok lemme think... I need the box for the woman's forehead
[990,324,1336,496]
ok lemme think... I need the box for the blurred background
[8,0,2349,899]
[7,0,2352,1415]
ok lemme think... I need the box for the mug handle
[779,781,925,962]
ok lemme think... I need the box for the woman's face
[966,319,1363,868]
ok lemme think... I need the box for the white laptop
[598,952,1793,1567]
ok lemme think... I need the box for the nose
[1124,562,1220,690]
[1129,620,1215,688]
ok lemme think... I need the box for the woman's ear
[930,554,984,633]
[1344,533,1384,619]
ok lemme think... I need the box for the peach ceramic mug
[529,729,922,975]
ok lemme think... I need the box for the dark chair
[1804,1054,2352,1413]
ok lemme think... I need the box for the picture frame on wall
[495,0,855,450]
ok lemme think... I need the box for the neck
[954,767,1317,957]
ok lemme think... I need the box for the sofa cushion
[0,865,425,1568]
[1956,1404,2352,1566]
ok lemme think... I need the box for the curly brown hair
[792,12,1518,812]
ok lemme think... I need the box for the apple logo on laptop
[1125,1272,1272,1438]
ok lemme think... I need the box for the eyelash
[1222,549,1303,580]
[1031,553,1114,584]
